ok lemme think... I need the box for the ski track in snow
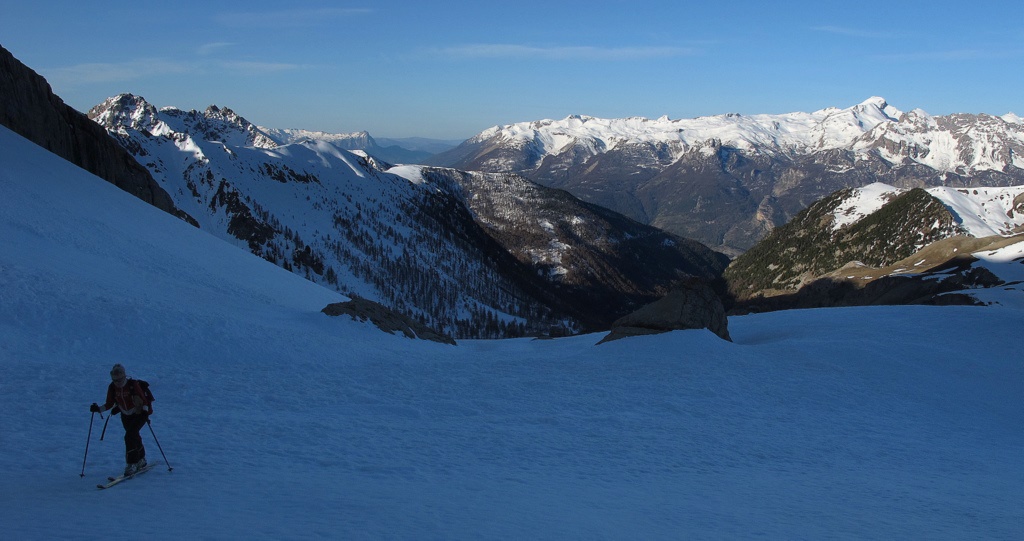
[1,124,1022,539]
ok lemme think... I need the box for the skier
[90,364,148,476]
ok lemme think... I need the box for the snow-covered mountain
[429,98,1024,255]
[724,181,1024,306]
[3,120,1022,539]
[259,127,443,164]
[456,97,910,164]
[87,94,727,338]
[831,182,1024,237]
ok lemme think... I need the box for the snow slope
[831,182,1024,236]
[2,124,1022,539]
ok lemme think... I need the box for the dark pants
[121,413,148,464]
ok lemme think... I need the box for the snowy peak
[1002,112,1023,125]
[196,104,278,149]
[258,127,444,165]
[89,93,278,149]
[88,93,162,133]
[260,127,377,149]
[854,96,904,121]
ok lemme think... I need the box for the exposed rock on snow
[600,277,731,343]
[322,297,456,345]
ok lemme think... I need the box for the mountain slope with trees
[87,93,727,337]
[724,183,1024,310]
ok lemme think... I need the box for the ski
[96,462,158,489]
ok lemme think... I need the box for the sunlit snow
[475,97,1024,177]
[831,182,1024,237]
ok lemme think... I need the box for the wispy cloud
[44,57,310,87]
[45,60,193,86]
[197,42,234,56]
[812,26,895,39]
[221,61,309,75]
[432,44,698,61]
[873,49,1017,62]
[216,7,372,27]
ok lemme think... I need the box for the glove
[90,403,101,413]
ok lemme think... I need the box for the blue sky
[2,1,1022,139]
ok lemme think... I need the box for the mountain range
[84,92,726,338]
[427,97,1024,256]
[3,41,1021,334]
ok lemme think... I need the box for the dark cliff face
[0,45,190,223]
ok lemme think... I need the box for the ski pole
[146,419,174,472]
[99,413,111,441]
[81,411,95,478]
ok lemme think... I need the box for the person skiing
[90,364,148,476]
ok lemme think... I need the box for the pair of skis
[96,461,159,489]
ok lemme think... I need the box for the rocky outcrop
[599,277,731,343]
[0,45,191,223]
[322,297,456,345]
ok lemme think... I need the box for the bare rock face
[0,45,190,222]
[322,297,456,345]
[599,277,731,343]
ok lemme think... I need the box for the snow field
[1,124,1022,539]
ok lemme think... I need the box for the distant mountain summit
[90,95,449,165]
[428,98,1024,255]
[260,127,443,164]
[91,94,278,149]
[87,93,727,338]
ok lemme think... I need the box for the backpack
[131,378,155,415]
